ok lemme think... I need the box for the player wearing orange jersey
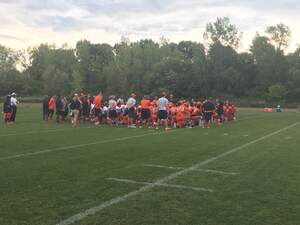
[93,92,103,125]
[48,96,55,121]
[140,95,152,128]
[175,104,187,128]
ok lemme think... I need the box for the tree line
[0,17,299,104]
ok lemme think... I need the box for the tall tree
[0,45,24,95]
[75,40,114,93]
[204,17,242,49]
[266,23,291,51]
[26,44,77,94]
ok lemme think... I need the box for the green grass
[0,103,300,225]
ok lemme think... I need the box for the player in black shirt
[202,97,215,128]
[216,99,224,125]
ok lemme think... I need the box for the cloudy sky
[0,0,299,51]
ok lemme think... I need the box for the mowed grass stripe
[0,126,97,137]
[0,113,292,160]
[0,111,265,136]
[54,121,300,225]
[0,130,180,161]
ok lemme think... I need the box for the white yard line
[107,178,213,192]
[143,164,238,175]
[0,130,173,161]
[55,121,300,225]
[196,168,238,175]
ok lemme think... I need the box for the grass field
[1,104,300,225]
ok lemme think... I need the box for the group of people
[2,93,18,125]
[42,92,237,129]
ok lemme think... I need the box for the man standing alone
[156,92,171,130]
[202,97,215,128]
[127,93,137,128]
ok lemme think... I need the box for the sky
[0,0,299,52]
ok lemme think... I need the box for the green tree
[267,84,287,103]
[285,47,300,101]
[42,66,71,95]
[266,24,291,51]
[0,45,24,95]
[204,17,242,49]
[75,40,114,93]
[26,44,77,94]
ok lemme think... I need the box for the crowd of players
[42,92,237,129]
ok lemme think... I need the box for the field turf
[0,104,300,225]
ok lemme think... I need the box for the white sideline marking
[143,164,238,175]
[55,121,300,225]
[107,177,213,192]
[0,130,172,161]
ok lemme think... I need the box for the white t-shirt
[11,97,18,106]
[90,103,95,113]
[157,97,168,111]
[126,97,136,108]
[102,106,109,114]
[117,98,124,105]
[108,99,117,110]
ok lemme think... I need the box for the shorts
[4,112,11,122]
[72,109,80,118]
[109,109,118,119]
[56,110,64,116]
[82,106,89,116]
[48,109,54,117]
[128,107,136,119]
[217,109,224,116]
[141,109,151,120]
[204,112,213,122]
[158,110,168,120]
[94,108,102,118]
[123,108,128,116]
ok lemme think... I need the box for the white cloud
[0,0,299,52]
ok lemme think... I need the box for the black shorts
[56,110,64,116]
[128,107,136,119]
[94,108,102,118]
[141,109,151,120]
[48,109,54,117]
[123,108,128,116]
[82,106,89,116]
[217,111,224,117]
[158,110,168,120]
[204,112,213,122]
[109,109,118,119]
